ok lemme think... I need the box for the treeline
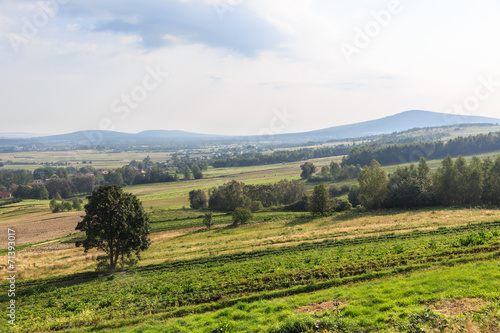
[353,155,500,210]
[300,161,362,182]
[343,132,500,166]
[2,158,180,199]
[211,145,351,168]
[188,179,307,211]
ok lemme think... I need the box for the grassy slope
[126,260,500,333]
[2,149,500,332]
[2,208,500,332]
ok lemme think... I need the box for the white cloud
[1,0,499,135]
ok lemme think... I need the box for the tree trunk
[109,240,115,269]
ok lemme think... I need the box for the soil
[297,300,349,314]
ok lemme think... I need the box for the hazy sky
[1,0,499,135]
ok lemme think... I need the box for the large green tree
[300,162,316,180]
[189,189,207,209]
[76,185,151,270]
[357,159,389,209]
[191,164,203,179]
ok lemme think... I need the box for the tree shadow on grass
[11,269,115,301]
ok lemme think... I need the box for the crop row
[12,220,500,290]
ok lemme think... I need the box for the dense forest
[211,145,352,168]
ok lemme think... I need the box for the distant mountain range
[272,110,500,142]
[2,110,499,146]
[27,130,221,144]
[0,132,47,139]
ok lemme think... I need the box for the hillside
[274,110,500,142]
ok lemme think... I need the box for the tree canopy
[75,185,151,270]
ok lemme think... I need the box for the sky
[0,0,499,136]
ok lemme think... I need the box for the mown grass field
[2,151,500,332]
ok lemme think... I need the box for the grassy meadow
[1,150,500,332]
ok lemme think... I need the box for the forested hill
[342,131,500,166]
[273,110,500,142]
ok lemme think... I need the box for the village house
[0,192,13,199]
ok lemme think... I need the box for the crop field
[1,207,500,332]
[0,150,173,171]
[2,151,500,332]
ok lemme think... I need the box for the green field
[1,149,500,332]
[2,208,500,332]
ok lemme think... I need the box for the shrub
[72,197,82,210]
[331,198,352,212]
[203,211,214,229]
[250,201,264,212]
[329,185,351,198]
[232,207,252,226]
[283,195,309,212]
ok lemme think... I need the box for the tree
[357,160,389,209]
[106,171,124,186]
[45,179,74,198]
[250,201,264,212]
[32,185,49,200]
[62,201,73,211]
[49,198,57,211]
[72,197,82,210]
[76,185,151,270]
[331,197,352,212]
[208,180,246,211]
[330,161,341,179]
[232,207,252,226]
[72,176,95,194]
[483,157,500,205]
[320,165,330,176]
[202,211,213,229]
[189,189,207,209]
[433,155,460,206]
[191,164,203,179]
[348,185,361,207]
[385,163,432,208]
[309,184,330,216]
[300,162,316,180]
[183,165,193,180]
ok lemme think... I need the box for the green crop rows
[2,221,500,332]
